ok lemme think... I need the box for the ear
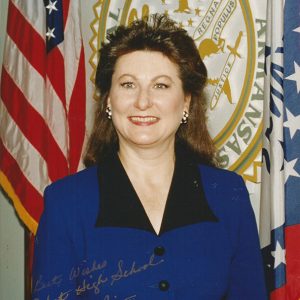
[184,94,191,111]
[107,96,111,107]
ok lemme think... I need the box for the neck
[118,141,175,177]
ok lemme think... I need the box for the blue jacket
[32,155,267,300]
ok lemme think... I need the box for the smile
[128,116,159,125]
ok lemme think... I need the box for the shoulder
[45,166,98,196]
[199,164,242,181]
[40,166,100,232]
[43,166,99,212]
[198,164,251,218]
[198,165,259,250]
[198,163,247,200]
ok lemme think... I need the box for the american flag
[0,0,86,234]
[260,0,300,298]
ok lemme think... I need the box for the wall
[0,192,25,300]
[0,3,25,300]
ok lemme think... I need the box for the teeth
[130,116,157,122]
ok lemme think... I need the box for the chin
[125,133,157,144]
[129,136,175,149]
[130,139,159,148]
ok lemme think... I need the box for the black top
[95,143,218,235]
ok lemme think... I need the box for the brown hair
[84,14,217,166]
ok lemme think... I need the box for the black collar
[95,144,218,235]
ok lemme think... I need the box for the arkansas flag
[0,0,86,234]
[260,0,300,299]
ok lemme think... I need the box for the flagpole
[25,230,32,300]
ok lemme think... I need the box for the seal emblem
[90,0,266,182]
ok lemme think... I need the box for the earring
[105,106,112,119]
[181,110,189,124]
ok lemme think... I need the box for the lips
[128,116,159,126]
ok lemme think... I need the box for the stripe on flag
[0,0,86,234]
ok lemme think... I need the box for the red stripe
[270,285,286,300]
[271,225,300,299]
[46,48,66,108]
[285,225,300,299]
[63,0,71,28]
[7,0,46,78]
[1,68,68,181]
[68,45,86,173]
[0,141,43,222]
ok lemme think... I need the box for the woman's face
[108,50,190,150]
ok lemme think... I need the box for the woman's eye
[154,83,169,89]
[120,82,135,89]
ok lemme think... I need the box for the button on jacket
[32,148,267,299]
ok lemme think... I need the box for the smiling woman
[32,14,267,299]
[107,50,191,233]
[108,51,190,151]
[84,13,214,167]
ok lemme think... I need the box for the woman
[32,14,267,299]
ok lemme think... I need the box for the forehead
[113,50,180,78]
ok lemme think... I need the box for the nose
[134,87,152,110]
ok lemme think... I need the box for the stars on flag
[285,158,300,182]
[261,0,300,295]
[46,27,56,40]
[284,108,300,139]
[44,0,63,52]
[271,241,286,269]
[285,61,300,93]
[293,26,300,33]
[46,0,58,15]
[262,225,286,291]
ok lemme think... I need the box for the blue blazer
[32,161,267,299]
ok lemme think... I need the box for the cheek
[163,96,186,115]
[109,96,128,114]
[110,89,138,112]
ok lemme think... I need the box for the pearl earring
[181,110,189,124]
[105,106,112,119]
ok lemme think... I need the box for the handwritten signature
[34,292,137,300]
[34,253,164,298]
[69,259,107,281]
[33,274,63,292]
[111,254,164,286]
[55,290,71,300]
[76,273,108,295]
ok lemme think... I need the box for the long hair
[84,14,217,166]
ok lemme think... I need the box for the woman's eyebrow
[116,73,137,80]
[115,73,177,83]
[152,75,174,81]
